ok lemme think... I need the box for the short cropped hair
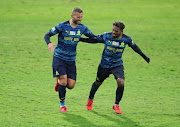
[113,21,125,31]
[72,7,83,15]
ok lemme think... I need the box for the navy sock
[58,85,66,102]
[115,86,124,105]
[89,82,100,100]
[66,84,70,89]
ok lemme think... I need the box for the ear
[71,14,73,18]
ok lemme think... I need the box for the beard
[112,34,118,38]
[73,19,81,25]
[112,32,122,39]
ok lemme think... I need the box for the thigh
[66,61,77,81]
[111,65,125,80]
[52,57,66,77]
[96,65,110,82]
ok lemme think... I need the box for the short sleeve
[83,26,95,38]
[127,36,135,47]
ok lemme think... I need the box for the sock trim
[60,101,66,107]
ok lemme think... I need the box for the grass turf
[0,0,179,126]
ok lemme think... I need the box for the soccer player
[44,7,95,113]
[80,21,150,114]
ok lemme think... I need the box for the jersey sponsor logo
[109,41,125,47]
[70,31,76,35]
[112,41,119,46]
[107,46,123,53]
[109,41,120,46]
[66,30,81,36]
[64,37,80,42]
[73,38,80,41]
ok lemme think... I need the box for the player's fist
[145,56,150,63]
[48,43,56,53]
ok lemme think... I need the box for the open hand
[48,43,56,53]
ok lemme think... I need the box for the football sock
[60,101,66,107]
[89,82,100,100]
[66,84,70,89]
[115,86,124,105]
[58,84,66,103]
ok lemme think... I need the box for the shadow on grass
[62,111,144,127]
[63,113,98,127]
[91,110,144,127]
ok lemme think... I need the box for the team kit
[44,7,150,114]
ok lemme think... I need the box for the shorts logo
[56,71,59,75]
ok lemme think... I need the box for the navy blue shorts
[96,64,125,82]
[52,56,77,80]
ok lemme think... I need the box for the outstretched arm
[79,36,104,44]
[131,44,150,63]
[44,31,56,53]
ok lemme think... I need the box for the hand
[48,43,56,53]
[145,56,150,63]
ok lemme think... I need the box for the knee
[59,75,68,86]
[59,79,67,86]
[117,78,124,87]
[67,84,74,89]
[67,79,76,89]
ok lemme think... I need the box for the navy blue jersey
[50,21,94,61]
[97,32,135,68]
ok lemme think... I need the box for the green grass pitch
[0,0,179,126]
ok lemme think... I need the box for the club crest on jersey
[76,30,81,35]
[119,42,125,47]
[70,31,76,35]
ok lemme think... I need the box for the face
[71,12,83,25]
[112,25,123,39]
